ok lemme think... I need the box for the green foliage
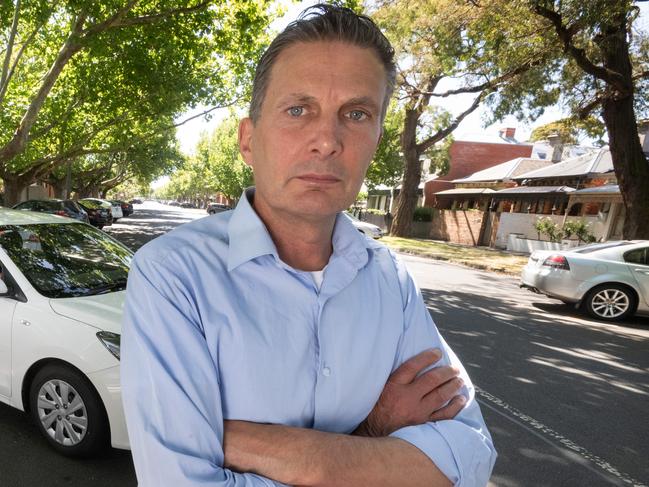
[365,102,404,190]
[0,0,276,202]
[160,111,252,202]
[562,220,596,244]
[413,206,434,222]
[534,217,563,242]
[356,191,368,202]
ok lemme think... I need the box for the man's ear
[238,118,254,167]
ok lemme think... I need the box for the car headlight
[97,331,121,360]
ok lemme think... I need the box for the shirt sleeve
[387,254,497,487]
[121,254,286,487]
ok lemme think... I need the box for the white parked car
[344,212,384,239]
[81,198,123,221]
[520,240,649,321]
[0,208,130,456]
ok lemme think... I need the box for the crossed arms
[222,349,466,486]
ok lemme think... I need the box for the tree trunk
[2,177,26,207]
[391,108,422,237]
[600,16,649,239]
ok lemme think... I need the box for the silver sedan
[520,241,649,321]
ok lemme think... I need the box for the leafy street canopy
[0,0,275,205]
[371,0,649,239]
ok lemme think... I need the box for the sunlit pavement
[103,201,207,251]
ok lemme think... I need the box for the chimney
[498,127,516,140]
[547,133,563,163]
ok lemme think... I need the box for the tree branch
[0,0,21,95]
[0,22,44,106]
[0,12,87,163]
[171,99,242,128]
[416,90,487,154]
[532,3,628,92]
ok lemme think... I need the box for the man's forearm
[223,421,452,487]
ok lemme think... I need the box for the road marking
[476,387,647,487]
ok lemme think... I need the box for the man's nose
[309,113,343,158]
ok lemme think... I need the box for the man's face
[239,41,386,223]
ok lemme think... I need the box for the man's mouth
[296,174,342,184]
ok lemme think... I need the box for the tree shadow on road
[420,286,649,485]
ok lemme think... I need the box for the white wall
[495,212,609,249]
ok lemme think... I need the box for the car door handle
[20,319,30,326]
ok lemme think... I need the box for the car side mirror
[0,279,8,295]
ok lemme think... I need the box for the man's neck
[252,200,335,272]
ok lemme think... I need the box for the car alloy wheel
[30,365,109,457]
[585,284,636,321]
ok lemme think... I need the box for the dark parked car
[12,199,89,223]
[129,198,143,204]
[206,203,232,215]
[77,200,112,229]
[111,200,133,217]
[180,202,197,208]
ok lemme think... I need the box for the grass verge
[382,236,528,275]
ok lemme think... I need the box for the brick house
[423,128,534,207]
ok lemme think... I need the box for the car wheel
[29,365,109,457]
[584,284,637,321]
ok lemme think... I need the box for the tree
[446,0,649,238]
[160,112,252,203]
[523,0,649,239]
[364,103,403,211]
[371,0,552,236]
[0,0,275,205]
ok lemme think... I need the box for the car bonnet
[49,291,125,334]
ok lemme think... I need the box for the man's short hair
[249,3,396,124]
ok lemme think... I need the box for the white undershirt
[310,269,326,291]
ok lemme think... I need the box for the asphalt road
[1,203,647,486]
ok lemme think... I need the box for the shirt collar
[227,188,278,272]
[227,187,373,272]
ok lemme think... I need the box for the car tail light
[54,210,67,216]
[542,254,570,270]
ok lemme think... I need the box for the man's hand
[354,349,466,437]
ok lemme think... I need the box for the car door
[0,257,17,398]
[624,246,649,306]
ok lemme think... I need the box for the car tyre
[584,284,637,322]
[29,365,109,457]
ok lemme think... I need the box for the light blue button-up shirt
[121,189,496,486]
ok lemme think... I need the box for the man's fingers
[429,394,467,422]
[422,375,464,411]
[389,348,443,384]
[414,365,459,396]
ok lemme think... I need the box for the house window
[584,202,600,215]
[568,203,582,216]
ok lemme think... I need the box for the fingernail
[431,348,442,360]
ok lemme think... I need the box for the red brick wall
[430,209,485,246]
[424,140,533,206]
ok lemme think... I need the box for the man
[122,4,496,486]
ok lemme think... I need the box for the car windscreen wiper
[83,279,127,296]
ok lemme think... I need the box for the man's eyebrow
[343,96,380,114]
[276,93,318,107]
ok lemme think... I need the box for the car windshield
[0,222,132,298]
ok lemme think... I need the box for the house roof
[451,157,553,183]
[572,184,620,195]
[513,148,613,180]
[435,188,496,197]
[492,185,576,198]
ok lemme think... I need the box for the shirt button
[322,367,331,377]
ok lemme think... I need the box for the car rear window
[63,200,81,212]
[624,247,649,266]
[571,241,634,254]
[79,199,102,209]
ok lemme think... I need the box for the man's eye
[347,110,368,121]
[288,106,304,117]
